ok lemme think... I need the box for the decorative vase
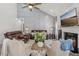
[37,42,44,47]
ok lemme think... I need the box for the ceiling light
[28,5,33,9]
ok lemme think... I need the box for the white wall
[0,3,17,44]
[23,11,55,31]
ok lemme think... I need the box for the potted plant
[34,32,46,47]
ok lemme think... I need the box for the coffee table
[30,42,47,56]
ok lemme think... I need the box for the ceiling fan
[22,3,42,11]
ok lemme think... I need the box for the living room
[0,3,79,56]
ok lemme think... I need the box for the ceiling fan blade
[33,3,41,5]
[29,3,42,6]
[22,5,28,8]
[34,6,40,10]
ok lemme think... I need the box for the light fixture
[28,5,33,9]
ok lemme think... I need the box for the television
[60,8,78,27]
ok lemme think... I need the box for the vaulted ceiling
[37,3,73,16]
[17,3,75,17]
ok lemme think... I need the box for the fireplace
[64,32,78,53]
